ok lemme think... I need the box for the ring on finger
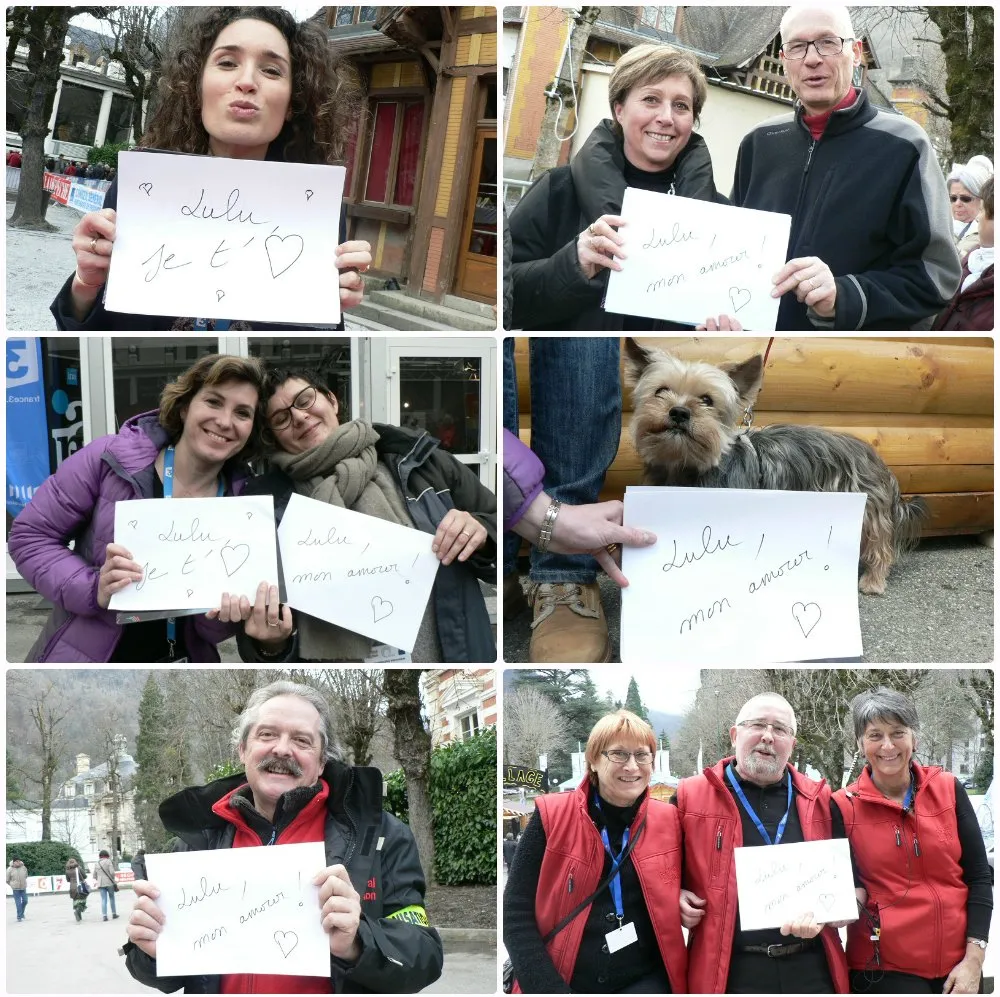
[459,531,471,539]
[589,223,596,235]
[266,620,281,628]
[90,236,98,254]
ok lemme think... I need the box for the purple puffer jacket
[8,411,248,662]
[503,428,545,532]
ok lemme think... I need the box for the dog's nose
[669,406,691,424]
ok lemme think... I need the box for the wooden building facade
[327,6,497,305]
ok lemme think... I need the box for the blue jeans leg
[13,889,27,918]
[528,337,621,583]
[502,336,522,577]
[100,886,109,917]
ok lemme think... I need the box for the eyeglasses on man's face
[737,718,795,739]
[781,35,853,60]
[602,749,653,766]
[951,195,977,204]
[268,385,318,431]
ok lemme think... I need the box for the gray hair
[780,5,856,43]
[849,687,920,740]
[734,693,798,735]
[232,680,344,763]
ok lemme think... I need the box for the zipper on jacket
[265,828,276,846]
[716,827,723,851]
[568,869,574,895]
[912,834,921,857]
[893,825,901,847]
[789,138,818,253]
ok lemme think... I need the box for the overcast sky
[71,7,323,34]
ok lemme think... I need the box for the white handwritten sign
[109,495,279,611]
[604,188,791,330]
[734,838,857,931]
[145,843,329,977]
[621,487,866,663]
[106,152,345,325]
[278,493,440,652]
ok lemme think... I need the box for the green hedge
[5,840,84,876]
[384,726,497,885]
[87,141,132,168]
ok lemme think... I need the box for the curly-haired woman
[51,7,370,332]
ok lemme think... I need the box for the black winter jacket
[509,120,724,330]
[123,760,444,993]
[731,89,961,330]
[238,423,497,663]
[50,149,347,332]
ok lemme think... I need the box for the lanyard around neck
[726,762,793,846]
[162,446,224,653]
[593,793,631,922]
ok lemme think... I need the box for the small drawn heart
[372,596,393,623]
[246,512,252,519]
[216,290,225,302]
[265,233,305,279]
[729,286,752,312]
[818,893,835,911]
[792,601,822,638]
[220,543,250,577]
[138,182,153,196]
[305,189,314,201]
[128,520,138,529]
[186,589,194,598]
[274,930,298,959]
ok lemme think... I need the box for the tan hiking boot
[528,582,610,663]
[504,572,529,620]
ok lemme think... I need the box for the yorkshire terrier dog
[623,339,927,595]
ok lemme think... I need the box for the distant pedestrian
[131,849,147,882]
[6,855,28,921]
[56,154,67,174]
[8,149,22,168]
[65,162,77,177]
[503,831,517,870]
[65,857,89,922]
[95,849,119,921]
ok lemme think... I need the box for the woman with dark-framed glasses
[833,687,992,995]
[235,365,496,663]
[503,709,687,993]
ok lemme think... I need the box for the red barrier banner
[43,171,72,204]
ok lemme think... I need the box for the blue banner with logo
[6,338,50,518]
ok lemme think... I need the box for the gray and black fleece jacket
[731,88,961,330]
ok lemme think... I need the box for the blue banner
[67,181,107,214]
[6,338,50,518]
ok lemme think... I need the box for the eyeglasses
[268,385,318,431]
[950,195,977,204]
[781,36,854,60]
[737,719,795,739]
[863,729,910,743]
[602,749,653,765]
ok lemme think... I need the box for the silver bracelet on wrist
[536,499,561,553]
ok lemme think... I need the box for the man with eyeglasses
[672,693,862,993]
[731,5,960,330]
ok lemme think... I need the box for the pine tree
[624,677,650,723]
[133,675,171,853]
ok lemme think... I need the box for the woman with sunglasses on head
[235,366,496,663]
[8,354,270,663]
[503,710,687,994]
[833,688,992,994]
[51,6,370,332]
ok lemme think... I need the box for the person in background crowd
[65,857,89,923]
[95,848,119,922]
[8,148,23,168]
[833,687,992,994]
[934,176,993,331]
[948,156,993,259]
[732,5,960,329]
[65,161,77,176]
[6,855,28,922]
[130,849,147,882]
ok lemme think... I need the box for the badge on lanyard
[594,793,638,953]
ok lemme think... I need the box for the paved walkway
[5,891,496,994]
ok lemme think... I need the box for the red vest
[834,762,967,978]
[213,783,332,994]
[675,758,850,994]
[524,776,688,993]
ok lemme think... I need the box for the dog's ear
[723,355,765,407]
[623,337,654,386]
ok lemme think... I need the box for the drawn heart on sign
[818,893,835,911]
[246,512,253,519]
[305,189,314,201]
[265,233,305,278]
[274,930,298,959]
[128,520,138,529]
[216,290,225,303]
[220,543,250,577]
[372,596,393,623]
[138,182,153,196]
[186,589,194,598]
[729,286,752,313]
[792,601,822,638]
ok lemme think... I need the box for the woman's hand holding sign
[577,215,627,280]
[335,241,373,311]
[71,207,117,318]
[97,543,144,609]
